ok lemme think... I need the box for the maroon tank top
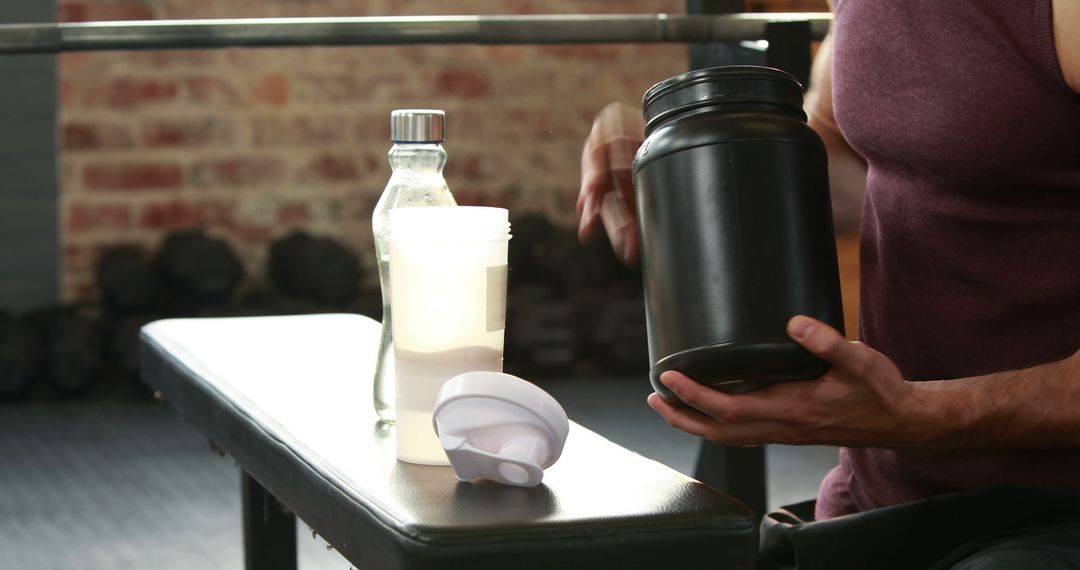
[818,0,1080,518]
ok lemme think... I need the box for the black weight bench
[139,314,756,569]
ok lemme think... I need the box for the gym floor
[0,375,837,569]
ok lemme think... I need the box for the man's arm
[648,316,1080,450]
[804,7,868,235]
[929,350,1080,449]
[1053,0,1080,94]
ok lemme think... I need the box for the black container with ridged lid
[632,65,844,398]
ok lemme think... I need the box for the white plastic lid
[432,371,569,488]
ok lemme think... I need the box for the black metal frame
[0,14,828,54]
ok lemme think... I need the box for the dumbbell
[268,231,361,305]
[581,284,650,375]
[157,229,243,315]
[0,310,41,399]
[507,213,557,288]
[101,312,159,386]
[30,307,102,398]
[96,245,159,314]
[504,284,580,377]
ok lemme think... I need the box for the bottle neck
[388,142,447,174]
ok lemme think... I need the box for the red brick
[277,203,311,225]
[67,203,131,233]
[58,1,90,22]
[62,122,134,151]
[191,158,285,188]
[58,52,92,72]
[363,153,384,173]
[142,119,230,148]
[103,1,154,21]
[186,77,243,105]
[81,78,179,109]
[292,74,368,104]
[219,219,273,245]
[63,244,95,272]
[132,51,217,67]
[485,46,529,65]
[298,155,360,183]
[444,155,484,181]
[249,74,289,107]
[138,200,229,230]
[252,116,345,147]
[486,0,539,14]
[224,49,262,68]
[354,115,391,141]
[434,69,490,98]
[84,162,183,191]
[59,80,75,107]
[537,45,624,61]
[368,71,414,100]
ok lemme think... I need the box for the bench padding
[139,314,755,569]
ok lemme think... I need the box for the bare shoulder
[1053,0,1080,93]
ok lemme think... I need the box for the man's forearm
[920,348,1080,449]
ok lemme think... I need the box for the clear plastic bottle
[371,110,456,423]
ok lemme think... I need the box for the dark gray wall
[1,1,58,310]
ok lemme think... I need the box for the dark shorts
[939,523,1080,569]
[758,487,1080,570]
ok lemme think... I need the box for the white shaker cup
[388,206,511,465]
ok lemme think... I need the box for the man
[579,1,1080,566]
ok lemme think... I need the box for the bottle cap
[390,109,445,143]
[432,371,569,488]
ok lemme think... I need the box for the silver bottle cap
[390,109,445,143]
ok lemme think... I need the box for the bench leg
[693,441,767,522]
[242,471,297,570]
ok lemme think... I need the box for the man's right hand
[577,102,645,265]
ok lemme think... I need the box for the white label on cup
[486,264,508,332]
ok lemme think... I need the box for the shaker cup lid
[641,66,805,134]
[432,371,569,488]
[391,109,445,143]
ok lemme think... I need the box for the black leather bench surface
[139,314,755,569]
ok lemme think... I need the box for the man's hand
[578,102,644,264]
[647,315,947,449]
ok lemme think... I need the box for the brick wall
[58,0,829,301]
[57,0,690,300]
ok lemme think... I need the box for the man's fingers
[659,371,796,423]
[788,315,877,378]
[577,190,603,241]
[579,143,636,243]
[578,137,638,240]
[578,101,643,252]
[647,393,797,446]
